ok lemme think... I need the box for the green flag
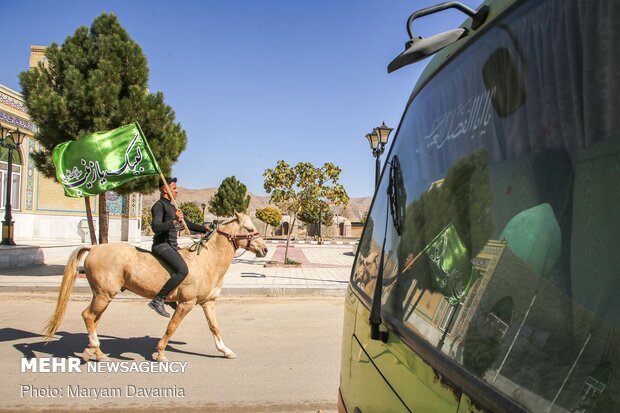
[424,223,479,306]
[53,122,160,197]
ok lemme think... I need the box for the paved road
[0,293,344,412]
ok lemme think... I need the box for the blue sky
[0,0,481,198]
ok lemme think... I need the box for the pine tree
[208,176,251,217]
[19,13,186,243]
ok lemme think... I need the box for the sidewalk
[0,242,356,297]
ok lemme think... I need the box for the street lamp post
[0,126,26,246]
[365,122,394,189]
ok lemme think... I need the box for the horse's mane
[219,216,237,225]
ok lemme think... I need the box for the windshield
[353,0,620,411]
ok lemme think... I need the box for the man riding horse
[149,176,208,317]
[44,197,268,362]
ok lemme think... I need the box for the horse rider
[149,176,208,317]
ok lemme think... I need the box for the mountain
[142,187,372,222]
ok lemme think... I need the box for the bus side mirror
[388,29,466,73]
[388,3,490,73]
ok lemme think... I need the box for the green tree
[19,13,186,244]
[358,215,374,258]
[298,202,334,238]
[141,206,153,236]
[255,207,282,237]
[360,210,369,224]
[179,202,204,228]
[263,160,349,262]
[297,208,317,226]
[208,176,250,217]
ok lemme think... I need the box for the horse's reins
[189,220,260,255]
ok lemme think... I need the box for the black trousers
[152,243,189,299]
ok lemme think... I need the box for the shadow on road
[240,272,266,278]
[232,258,268,265]
[268,275,347,284]
[0,327,226,361]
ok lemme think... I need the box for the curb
[267,240,358,245]
[0,285,347,297]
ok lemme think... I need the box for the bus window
[344,0,620,411]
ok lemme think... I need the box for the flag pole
[132,123,191,236]
[159,172,191,235]
[402,248,425,273]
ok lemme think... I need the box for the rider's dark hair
[159,176,177,188]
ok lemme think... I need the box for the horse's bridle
[216,228,260,250]
[189,220,260,255]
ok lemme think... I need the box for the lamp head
[366,131,379,150]
[0,126,26,146]
[374,122,393,146]
[10,128,26,146]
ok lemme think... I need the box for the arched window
[0,143,22,211]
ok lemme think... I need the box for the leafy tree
[19,13,186,243]
[141,203,202,236]
[141,206,153,235]
[255,207,282,237]
[297,209,317,225]
[298,202,334,237]
[179,202,204,228]
[360,210,369,224]
[208,176,250,217]
[358,215,374,258]
[263,160,349,262]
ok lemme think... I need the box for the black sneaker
[149,297,170,318]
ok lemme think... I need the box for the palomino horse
[44,211,268,362]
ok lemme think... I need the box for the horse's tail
[43,246,91,341]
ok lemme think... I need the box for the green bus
[339,0,620,412]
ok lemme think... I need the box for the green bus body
[339,0,620,412]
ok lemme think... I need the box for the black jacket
[151,197,206,250]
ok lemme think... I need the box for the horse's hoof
[97,354,110,362]
[225,352,237,359]
[82,347,96,362]
[153,352,168,362]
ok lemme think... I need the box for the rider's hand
[175,209,184,222]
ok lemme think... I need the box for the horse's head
[355,251,379,287]
[218,212,269,257]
